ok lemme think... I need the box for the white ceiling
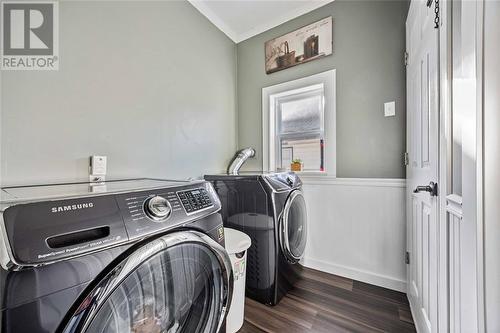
[188,0,334,43]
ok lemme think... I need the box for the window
[262,70,336,175]
[276,86,324,171]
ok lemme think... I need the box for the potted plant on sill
[290,159,302,172]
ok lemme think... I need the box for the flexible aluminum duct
[227,148,256,175]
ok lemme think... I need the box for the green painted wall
[237,0,408,178]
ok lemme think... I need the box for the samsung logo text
[51,203,94,213]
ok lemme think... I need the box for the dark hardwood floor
[240,267,416,333]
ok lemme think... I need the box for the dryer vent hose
[227,148,256,175]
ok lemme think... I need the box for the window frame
[262,69,336,176]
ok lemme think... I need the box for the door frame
[437,0,450,331]
[437,0,485,332]
[474,2,485,331]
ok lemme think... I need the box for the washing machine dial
[144,196,172,221]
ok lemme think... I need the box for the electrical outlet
[90,156,107,182]
[384,101,396,117]
[90,155,107,175]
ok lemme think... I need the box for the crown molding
[188,0,240,42]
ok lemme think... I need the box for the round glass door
[63,232,232,333]
[280,191,307,263]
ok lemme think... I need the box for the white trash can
[224,228,252,333]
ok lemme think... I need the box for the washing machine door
[280,190,308,263]
[61,231,233,333]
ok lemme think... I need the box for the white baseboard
[407,292,424,333]
[302,257,407,293]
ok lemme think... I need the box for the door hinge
[404,152,409,166]
[404,51,409,67]
[405,251,410,264]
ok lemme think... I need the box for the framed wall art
[265,16,333,74]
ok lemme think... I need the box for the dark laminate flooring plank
[297,270,416,331]
[300,267,354,291]
[239,320,266,333]
[289,283,405,330]
[279,296,319,317]
[244,300,311,333]
[353,280,410,305]
[398,306,415,325]
[286,290,389,332]
[293,278,401,320]
[313,311,384,333]
[245,298,314,330]
[240,266,416,333]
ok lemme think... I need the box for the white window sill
[292,171,330,176]
[291,171,336,183]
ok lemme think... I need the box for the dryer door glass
[282,191,307,261]
[65,232,232,333]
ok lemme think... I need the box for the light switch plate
[384,101,396,117]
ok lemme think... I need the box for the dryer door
[61,231,232,333]
[280,190,308,263]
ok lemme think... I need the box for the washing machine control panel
[177,188,213,214]
[115,182,220,241]
[0,180,221,269]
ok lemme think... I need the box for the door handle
[413,182,438,196]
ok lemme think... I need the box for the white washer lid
[224,228,251,254]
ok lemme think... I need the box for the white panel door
[406,1,439,332]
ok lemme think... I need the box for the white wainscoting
[299,176,407,292]
[446,193,479,332]
[448,205,463,333]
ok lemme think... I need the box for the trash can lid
[224,228,252,254]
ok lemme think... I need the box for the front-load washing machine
[0,178,232,333]
[204,172,307,305]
